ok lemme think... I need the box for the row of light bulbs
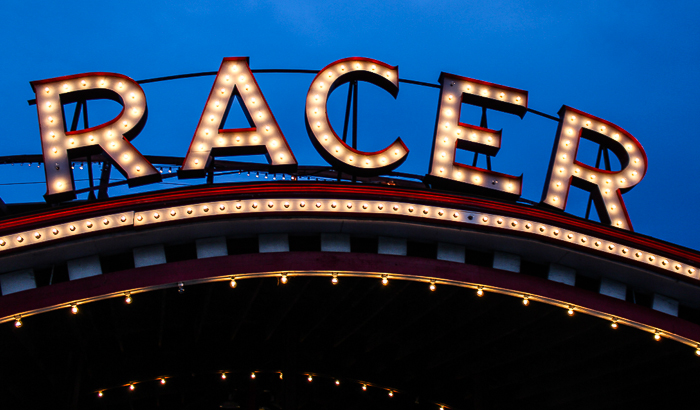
[92,368,447,409]
[10,273,700,360]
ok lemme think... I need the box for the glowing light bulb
[332,273,339,285]
[522,296,529,306]
[98,392,103,398]
[430,280,436,291]
[71,304,78,314]
[125,293,132,304]
[476,287,484,297]
[308,375,313,382]
[161,378,166,385]
[362,384,367,391]
[222,373,227,380]
[654,331,661,341]
[567,306,574,316]
[251,372,256,379]
[335,379,340,386]
[14,317,22,328]
[389,391,394,397]
[382,275,389,286]
[130,384,135,391]
[611,319,618,329]
[280,274,288,284]
[230,278,237,288]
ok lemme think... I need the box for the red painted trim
[30,72,140,91]
[456,123,502,137]
[0,183,697,267]
[314,57,397,73]
[181,57,298,169]
[438,72,529,103]
[310,58,404,158]
[562,105,649,178]
[1,252,697,342]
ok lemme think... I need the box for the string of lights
[8,272,700,357]
[92,368,451,409]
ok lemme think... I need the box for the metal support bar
[342,82,353,144]
[351,81,358,184]
[69,101,82,132]
[86,155,95,201]
[97,160,111,200]
[585,146,612,220]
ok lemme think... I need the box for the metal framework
[14,69,601,224]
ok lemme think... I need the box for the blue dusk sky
[1,1,699,249]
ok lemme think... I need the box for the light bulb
[332,274,339,285]
[522,297,529,306]
[567,306,574,316]
[14,317,22,328]
[362,384,367,391]
[476,287,484,297]
[654,331,661,341]
[611,319,618,329]
[381,275,388,286]
[308,375,313,382]
[222,373,227,380]
[281,274,288,284]
[71,304,78,314]
[251,372,256,379]
[98,392,103,398]
[230,278,237,288]
[130,384,135,391]
[335,379,340,386]
[430,281,436,291]
[389,391,394,397]
[125,293,132,304]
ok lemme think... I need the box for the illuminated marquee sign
[29,57,648,231]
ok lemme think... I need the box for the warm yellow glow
[476,287,484,297]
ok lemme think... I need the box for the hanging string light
[230,277,237,288]
[429,280,436,291]
[331,273,339,285]
[476,286,484,297]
